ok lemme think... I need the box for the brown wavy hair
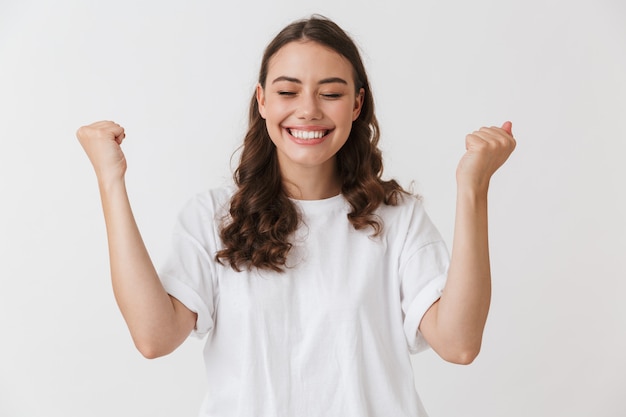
[216,15,407,272]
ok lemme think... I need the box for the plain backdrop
[1,0,625,416]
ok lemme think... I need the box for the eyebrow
[271,76,348,85]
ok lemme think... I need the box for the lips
[287,128,330,140]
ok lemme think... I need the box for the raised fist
[77,121,127,183]
[456,121,516,192]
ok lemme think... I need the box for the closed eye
[321,93,343,99]
[278,91,296,96]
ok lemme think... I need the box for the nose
[296,93,322,120]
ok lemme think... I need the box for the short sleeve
[398,202,449,354]
[159,195,222,338]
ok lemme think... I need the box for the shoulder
[377,193,443,245]
[182,185,234,215]
[376,192,426,220]
[175,185,235,230]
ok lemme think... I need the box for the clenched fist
[456,121,516,193]
[77,121,127,184]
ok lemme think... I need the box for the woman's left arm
[419,121,516,364]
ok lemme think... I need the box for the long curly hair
[216,15,407,272]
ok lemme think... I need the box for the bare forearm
[99,179,191,357]
[77,121,195,357]
[437,187,491,352]
[420,122,515,364]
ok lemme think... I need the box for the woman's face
[257,40,364,182]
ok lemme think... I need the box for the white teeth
[289,129,327,140]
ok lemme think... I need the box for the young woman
[77,15,515,417]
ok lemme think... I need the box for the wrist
[97,175,127,195]
[456,180,490,200]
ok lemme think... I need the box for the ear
[256,83,267,119]
[352,88,364,121]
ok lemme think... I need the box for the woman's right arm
[77,121,196,358]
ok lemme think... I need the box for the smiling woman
[217,17,411,275]
[75,14,515,417]
[257,41,364,198]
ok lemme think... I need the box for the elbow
[444,349,480,365]
[138,347,165,360]
[438,343,481,365]
[128,314,192,359]
[134,338,173,360]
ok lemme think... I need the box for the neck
[280,161,341,200]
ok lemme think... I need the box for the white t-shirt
[160,187,449,417]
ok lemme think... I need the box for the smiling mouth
[288,128,331,140]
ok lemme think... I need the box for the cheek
[265,102,290,123]
[334,103,358,125]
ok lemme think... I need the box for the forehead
[267,41,355,83]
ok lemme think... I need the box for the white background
[1,0,625,416]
